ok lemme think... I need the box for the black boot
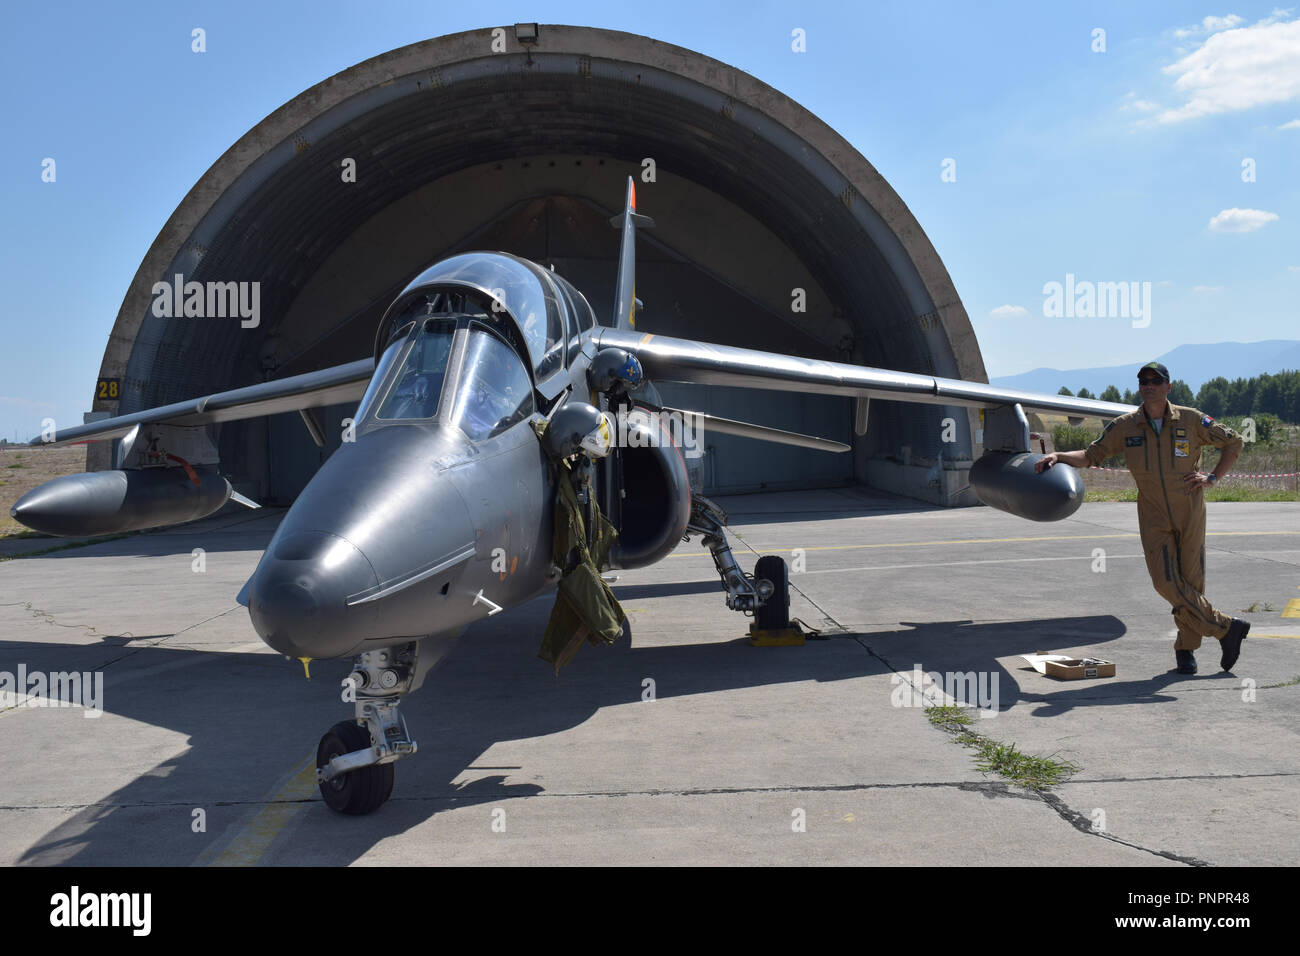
[1175,649,1197,675]
[1220,619,1250,671]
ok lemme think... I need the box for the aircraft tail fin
[609,176,654,330]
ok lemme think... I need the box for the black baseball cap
[1137,362,1169,382]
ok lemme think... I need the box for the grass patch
[1203,486,1300,502]
[1086,486,1300,503]
[1240,601,1277,613]
[925,704,974,733]
[970,739,1079,790]
[925,704,1079,791]
[1260,675,1300,690]
[1085,488,1138,502]
[0,531,140,561]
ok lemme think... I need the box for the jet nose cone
[248,531,379,659]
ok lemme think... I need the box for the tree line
[1058,369,1300,423]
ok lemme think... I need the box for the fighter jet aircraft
[12,177,1129,813]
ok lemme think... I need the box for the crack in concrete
[1036,789,1212,866]
[845,632,1225,865]
[0,780,1050,812]
[4,768,1296,814]
[0,601,245,671]
[1063,771,1300,784]
[0,601,111,639]
[1206,543,1300,571]
[94,606,245,671]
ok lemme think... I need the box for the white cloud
[1193,285,1225,293]
[988,304,1029,318]
[1174,14,1246,38]
[1279,118,1300,128]
[1289,265,1300,272]
[1204,13,1246,31]
[1157,15,1300,123]
[1207,207,1279,232]
[1121,91,1161,112]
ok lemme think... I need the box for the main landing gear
[315,642,420,814]
[687,494,796,638]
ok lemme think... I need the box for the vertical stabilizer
[609,176,655,329]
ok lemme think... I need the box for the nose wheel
[316,721,395,815]
[314,643,421,815]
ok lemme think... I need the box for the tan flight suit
[1084,401,1243,651]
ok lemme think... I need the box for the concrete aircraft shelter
[90,24,984,506]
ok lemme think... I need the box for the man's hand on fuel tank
[1035,454,1058,474]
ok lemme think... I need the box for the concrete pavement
[1,489,1296,865]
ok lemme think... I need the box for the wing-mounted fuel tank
[10,468,237,537]
[969,451,1084,522]
[968,402,1086,522]
[9,424,248,537]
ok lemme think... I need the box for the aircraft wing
[595,328,1130,420]
[32,358,375,446]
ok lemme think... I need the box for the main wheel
[316,720,395,815]
[753,555,790,631]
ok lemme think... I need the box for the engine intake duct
[607,407,692,569]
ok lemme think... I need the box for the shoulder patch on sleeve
[1201,415,1214,427]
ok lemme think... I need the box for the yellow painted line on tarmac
[666,530,1300,559]
[1282,599,1300,619]
[211,754,316,866]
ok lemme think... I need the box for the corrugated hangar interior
[90,24,985,505]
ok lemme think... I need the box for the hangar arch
[91,24,984,503]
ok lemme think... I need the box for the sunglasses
[1138,377,1165,385]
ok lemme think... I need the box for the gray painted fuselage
[246,252,599,662]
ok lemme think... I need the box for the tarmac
[1,487,1296,866]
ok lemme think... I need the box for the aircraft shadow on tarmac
[11,606,1134,865]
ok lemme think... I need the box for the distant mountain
[991,340,1300,396]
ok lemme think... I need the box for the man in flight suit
[1035,362,1249,674]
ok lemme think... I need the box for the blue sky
[2,1,1298,440]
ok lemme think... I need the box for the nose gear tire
[316,720,395,815]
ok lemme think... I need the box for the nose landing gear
[315,643,420,814]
